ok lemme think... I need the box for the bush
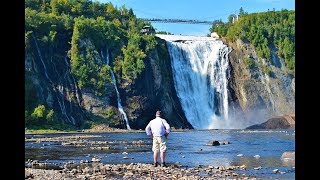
[263,65,271,76]
[244,58,254,68]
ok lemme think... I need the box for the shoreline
[25,129,294,179]
[25,162,257,179]
[25,124,192,135]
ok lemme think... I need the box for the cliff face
[118,37,192,129]
[25,34,294,130]
[25,36,191,129]
[25,34,88,127]
[226,38,295,125]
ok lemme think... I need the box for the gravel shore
[25,162,257,179]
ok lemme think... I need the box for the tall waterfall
[102,50,131,130]
[157,35,231,129]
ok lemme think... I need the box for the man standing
[145,110,171,167]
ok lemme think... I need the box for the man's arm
[163,119,171,134]
[145,122,153,138]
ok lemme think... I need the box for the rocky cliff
[25,35,192,129]
[225,38,295,126]
[25,34,88,127]
[25,34,294,130]
[120,37,192,129]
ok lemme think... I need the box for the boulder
[281,151,295,166]
[220,141,231,145]
[281,151,295,160]
[246,114,295,129]
[206,140,220,146]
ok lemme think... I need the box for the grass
[25,129,69,134]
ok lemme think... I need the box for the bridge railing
[139,18,215,25]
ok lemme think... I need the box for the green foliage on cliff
[26,105,57,128]
[25,0,157,97]
[210,9,295,74]
[244,58,254,68]
[25,0,158,129]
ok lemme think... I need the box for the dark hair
[156,111,161,117]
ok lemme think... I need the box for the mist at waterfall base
[157,35,267,129]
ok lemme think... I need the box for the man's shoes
[153,162,158,167]
[161,162,167,167]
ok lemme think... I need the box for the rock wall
[226,38,295,125]
[25,36,192,129]
[121,37,192,129]
[25,34,88,127]
[25,35,294,130]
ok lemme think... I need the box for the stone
[247,114,295,129]
[206,140,220,146]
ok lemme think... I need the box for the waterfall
[32,34,53,84]
[156,35,231,129]
[32,34,72,124]
[64,56,82,108]
[101,50,131,130]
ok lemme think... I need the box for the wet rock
[25,163,257,179]
[281,151,295,166]
[253,155,260,159]
[281,151,295,160]
[206,140,220,146]
[253,166,262,170]
[240,165,247,170]
[220,141,231,145]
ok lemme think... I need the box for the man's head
[156,111,161,117]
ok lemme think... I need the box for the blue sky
[97,0,295,36]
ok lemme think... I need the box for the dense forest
[210,8,295,74]
[25,0,157,129]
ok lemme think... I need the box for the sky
[97,0,295,36]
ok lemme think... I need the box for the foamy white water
[157,34,231,129]
[102,50,131,130]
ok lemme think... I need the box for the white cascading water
[156,35,231,129]
[32,34,73,124]
[101,50,131,130]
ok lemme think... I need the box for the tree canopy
[210,9,295,74]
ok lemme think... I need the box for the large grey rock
[281,151,295,166]
[246,114,295,129]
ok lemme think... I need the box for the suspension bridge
[139,15,238,25]
[139,18,215,25]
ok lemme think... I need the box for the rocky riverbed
[25,162,257,179]
[25,129,295,179]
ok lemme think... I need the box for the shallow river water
[25,129,295,179]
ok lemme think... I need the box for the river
[25,129,295,179]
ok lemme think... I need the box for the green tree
[46,109,55,121]
[31,105,46,118]
[239,7,247,17]
[213,10,295,72]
